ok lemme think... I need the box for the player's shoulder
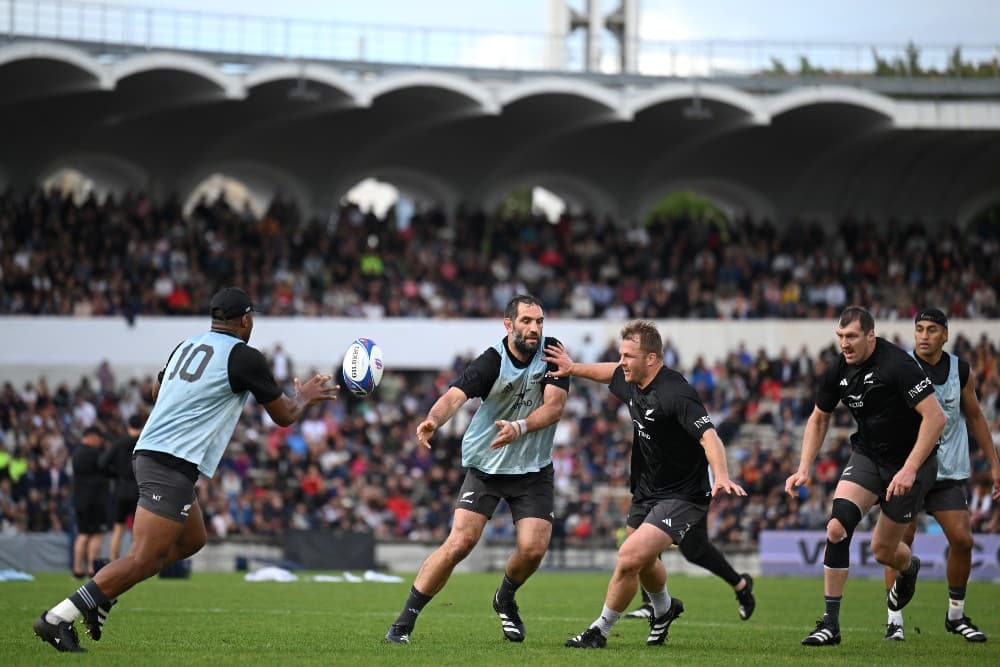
[468,345,502,372]
[658,366,688,384]
[652,366,693,393]
[480,344,503,362]
[228,341,267,368]
[955,354,970,373]
[874,338,915,367]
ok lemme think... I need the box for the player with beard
[385,294,569,645]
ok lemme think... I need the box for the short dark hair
[504,294,542,321]
[838,305,875,333]
[620,320,663,358]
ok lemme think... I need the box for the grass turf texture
[2,571,998,666]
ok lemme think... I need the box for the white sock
[649,587,671,617]
[887,609,903,626]
[590,605,621,637]
[948,598,965,621]
[47,598,81,624]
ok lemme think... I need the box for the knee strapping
[824,499,862,569]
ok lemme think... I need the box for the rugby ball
[342,338,384,397]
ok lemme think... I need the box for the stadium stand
[1,188,998,321]
[2,312,997,548]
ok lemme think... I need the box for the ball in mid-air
[342,338,384,397]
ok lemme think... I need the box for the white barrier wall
[0,316,997,386]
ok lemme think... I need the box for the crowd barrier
[2,316,998,386]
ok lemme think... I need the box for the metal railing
[2,0,998,78]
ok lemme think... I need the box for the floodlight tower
[546,0,639,74]
[605,0,639,75]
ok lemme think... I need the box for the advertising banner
[760,530,1000,580]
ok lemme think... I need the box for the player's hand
[295,374,338,405]
[542,342,574,378]
[991,468,1000,501]
[712,478,747,497]
[415,419,437,449]
[490,419,521,449]
[784,471,809,496]
[886,467,916,501]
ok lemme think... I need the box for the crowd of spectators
[1,187,999,321]
[2,331,998,551]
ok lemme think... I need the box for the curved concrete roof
[244,62,359,98]
[108,52,245,99]
[2,40,1000,223]
[626,82,766,124]
[360,70,499,113]
[766,86,898,121]
[0,41,111,88]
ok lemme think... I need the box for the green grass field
[1,570,998,666]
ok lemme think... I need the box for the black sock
[394,586,432,628]
[69,580,110,613]
[497,574,522,602]
[948,586,966,601]
[685,542,741,586]
[640,588,651,605]
[824,596,842,626]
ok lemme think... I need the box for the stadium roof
[2,40,1000,224]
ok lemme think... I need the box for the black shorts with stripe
[456,463,554,523]
[627,497,708,545]
[839,450,937,523]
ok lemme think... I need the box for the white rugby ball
[342,338,384,397]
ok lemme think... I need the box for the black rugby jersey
[609,365,714,505]
[816,337,935,466]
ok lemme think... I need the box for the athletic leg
[413,509,488,597]
[493,517,551,642]
[109,523,125,561]
[883,518,916,639]
[85,534,104,574]
[936,508,987,641]
[803,479,876,646]
[386,509,487,643]
[72,533,87,576]
[566,524,674,648]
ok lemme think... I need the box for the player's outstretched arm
[785,406,831,495]
[416,386,468,449]
[543,341,617,383]
[264,374,339,427]
[960,368,1000,500]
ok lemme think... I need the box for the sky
[96,0,999,44]
[21,0,995,77]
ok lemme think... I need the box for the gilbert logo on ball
[342,338,384,397]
